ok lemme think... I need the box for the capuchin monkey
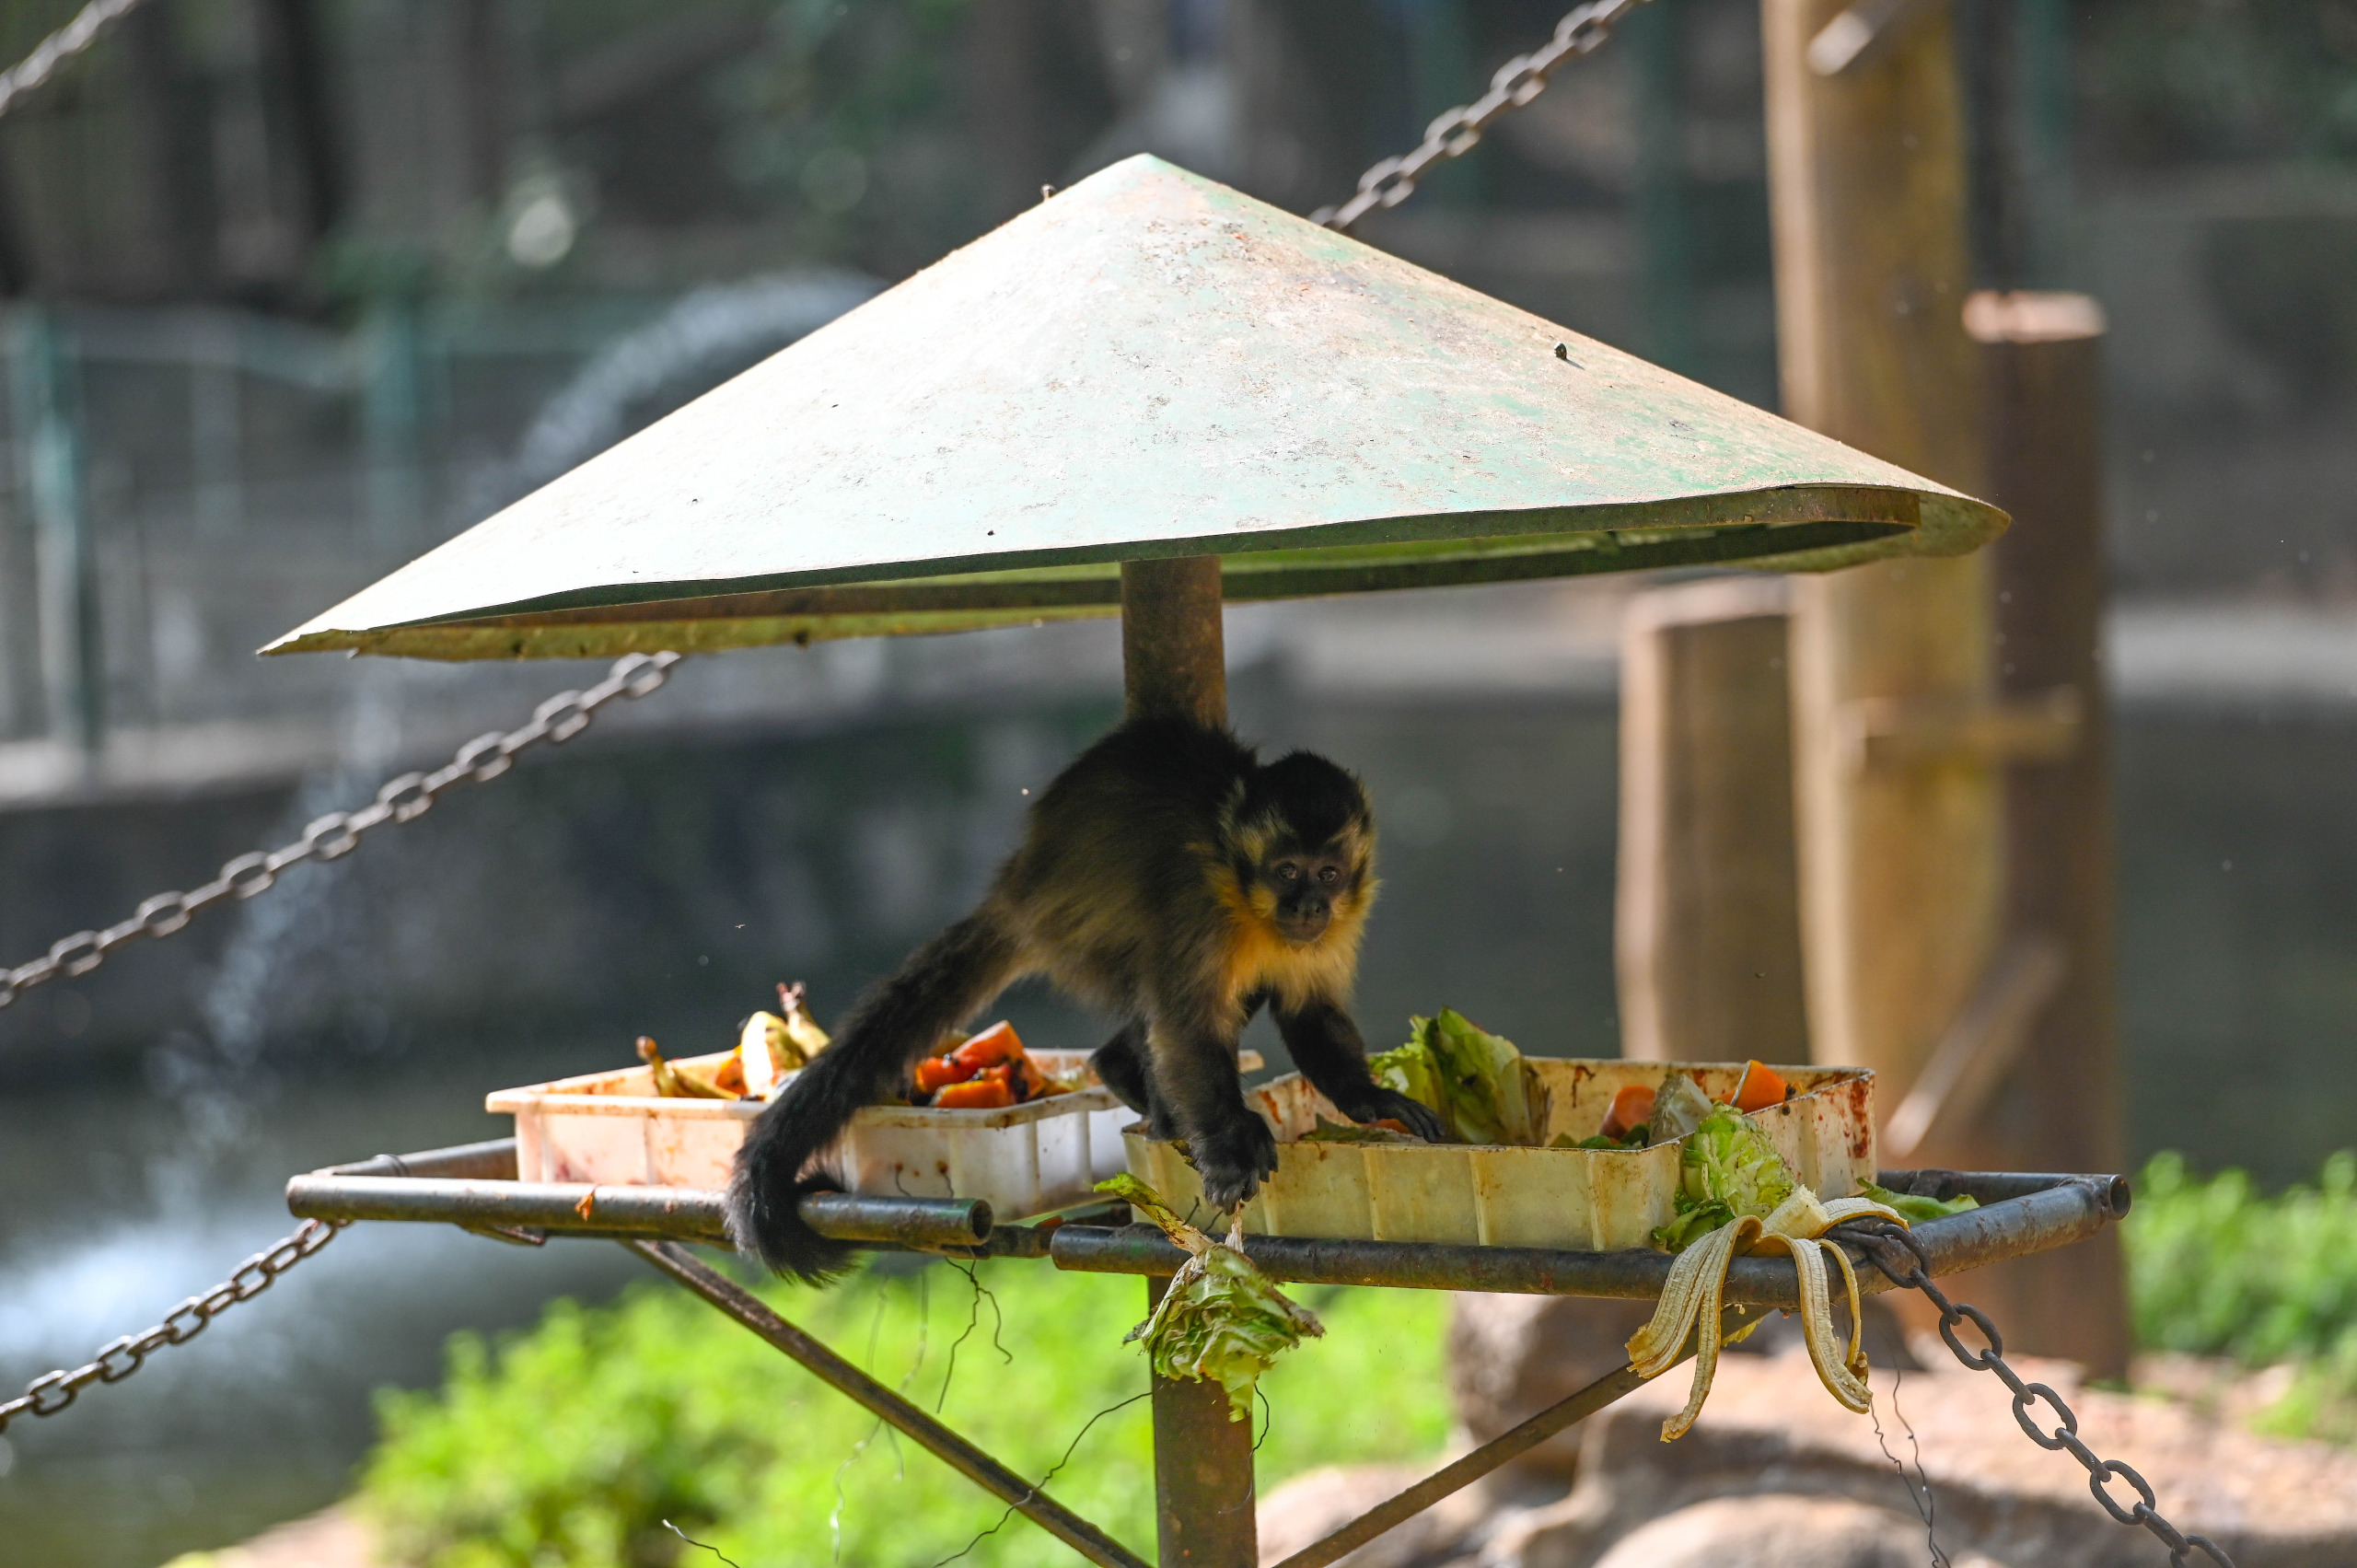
[726,714,1445,1282]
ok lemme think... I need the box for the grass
[2123,1150,2357,1443]
[359,1149,2357,1567]
[359,1258,1451,1568]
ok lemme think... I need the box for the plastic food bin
[490,1048,1257,1223]
[1121,1059,1875,1251]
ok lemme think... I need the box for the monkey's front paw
[1351,1088,1448,1144]
[1193,1115,1281,1212]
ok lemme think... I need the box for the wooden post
[1617,578,1808,1063]
[1762,0,2003,1129]
[1120,556,1251,1564]
[1956,290,2129,1376]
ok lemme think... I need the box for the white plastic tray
[490,1048,1257,1223]
[1121,1059,1875,1251]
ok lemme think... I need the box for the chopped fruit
[1600,1084,1656,1141]
[934,1074,1016,1109]
[951,1019,1024,1072]
[1728,1060,1790,1113]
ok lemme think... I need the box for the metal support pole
[1120,556,1225,728]
[628,1239,1150,1568]
[12,306,103,759]
[1119,556,1250,1563]
[1147,1273,1259,1568]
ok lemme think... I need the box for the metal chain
[1312,0,1655,232]
[0,0,155,121]
[0,651,681,1013]
[1838,1220,2235,1568]
[0,1217,343,1434]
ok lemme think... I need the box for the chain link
[0,0,154,122]
[1836,1219,2236,1568]
[0,652,681,1013]
[0,1218,343,1433]
[1312,0,1655,232]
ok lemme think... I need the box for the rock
[1447,1293,1659,1483]
[1485,1345,2357,1568]
[1587,1494,2012,1568]
[157,1505,378,1568]
[1257,1464,1487,1568]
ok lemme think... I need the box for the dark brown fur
[726,715,1440,1281]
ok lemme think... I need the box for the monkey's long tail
[726,912,1023,1283]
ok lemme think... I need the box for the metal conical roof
[269,156,2003,661]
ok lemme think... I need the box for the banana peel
[731,983,834,1101]
[777,981,831,1060]
[1626,1182,1903,1442]
[635,1036,733,1099]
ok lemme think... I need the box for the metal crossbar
[275,1144,2142,1567]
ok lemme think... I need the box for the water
[3,683,2354,1567]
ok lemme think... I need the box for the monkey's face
[1258,841,1366,946]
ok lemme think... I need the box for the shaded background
[0,1,2351,1562]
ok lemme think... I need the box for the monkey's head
[1225,751,1376,947]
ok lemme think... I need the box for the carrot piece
[1730,1060,1789,1113]
[1599,1084,1656,1141]
[914,1055,974,1095]
[934,1075,1016,1109]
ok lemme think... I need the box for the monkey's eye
[1318,865,1341,885]
[1274,863,1301,883]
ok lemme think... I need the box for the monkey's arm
[1144,986,1279,1212]
[1275,998,1448,1144]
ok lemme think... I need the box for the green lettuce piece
[1551,1129,1646,1151]
[1370,1010,1549,1146]
[1097,1175,1323,1420]
[1651,1104,1799,1250]
[1859,1180,1980,1225]
[1366,1034,1443,1119]
[1302,1117,1420,1144]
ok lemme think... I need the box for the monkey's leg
[1144,991,1278,1213]
[1090,1020,1155,1120]
[1276,998,1449,1144]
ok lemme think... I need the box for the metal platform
[286,1137,2124,1568]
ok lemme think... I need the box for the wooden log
[1762,0,2003,1124]
[1616,577,1809,1063]
[1953,289,2128,1377]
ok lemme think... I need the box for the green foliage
[360,1257,1449,1568]
[2125,1151,2357,1443]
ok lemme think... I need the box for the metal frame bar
[287,1144,2127,1567]
[627,1238,1150,1568]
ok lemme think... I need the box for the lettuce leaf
[1370,1009,1549,1146]
[1652,1104,1799,1250]
[1097,1174,1322,1420]
[1859,1180,1980,1225]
